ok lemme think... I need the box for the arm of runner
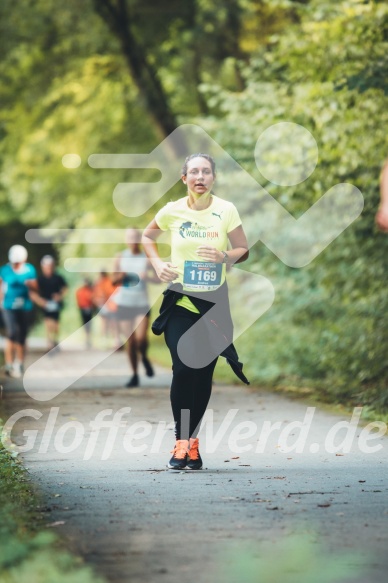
[142,219,179,283]
[25,278,38,292]
[29,289,47,308]
[144,260,163,283]
[196,225,249,265]
[53,282,68,303]
[111,254,125,285]
[27,277,47,307]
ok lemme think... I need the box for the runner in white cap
[0,245,38,378]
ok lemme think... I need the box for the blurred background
[1,0,387,414]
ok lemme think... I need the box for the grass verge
[0,409,106,583]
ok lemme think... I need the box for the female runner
[142,153,249,469]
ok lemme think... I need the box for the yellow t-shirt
[155,195,242,312]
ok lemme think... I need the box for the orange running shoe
[187,438,203,470]
[168,439,189,470]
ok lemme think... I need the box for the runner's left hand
[196,246,223,263]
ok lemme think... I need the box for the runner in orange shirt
[92,270,119,347]
[75,278,95,349]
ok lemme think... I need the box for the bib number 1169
[183,261,222,289]
[189,269,217,282]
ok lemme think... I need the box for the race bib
[183,261,222,291]
[12,297,25,309]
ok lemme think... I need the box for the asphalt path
[1,346,387,583]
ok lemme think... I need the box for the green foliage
[198,0,388,410]
[218,534,364,583]
[0,0,160,232]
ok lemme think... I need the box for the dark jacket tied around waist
[152,282,249,385]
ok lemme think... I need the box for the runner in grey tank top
[112,229,155,387]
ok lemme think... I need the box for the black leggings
[164,305,218,440]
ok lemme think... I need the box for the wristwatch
[221,250,229,264]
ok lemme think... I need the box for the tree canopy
[1,0,387,410]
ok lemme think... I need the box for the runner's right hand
[154,261,179,283]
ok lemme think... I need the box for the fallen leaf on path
[231,456,240,459]
[287,491,336,496]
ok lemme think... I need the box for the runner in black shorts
[37,255,67,352]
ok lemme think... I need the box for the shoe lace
[189,439,200,460]
[171,440,189,460]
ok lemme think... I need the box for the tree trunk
[93,0,185,156]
